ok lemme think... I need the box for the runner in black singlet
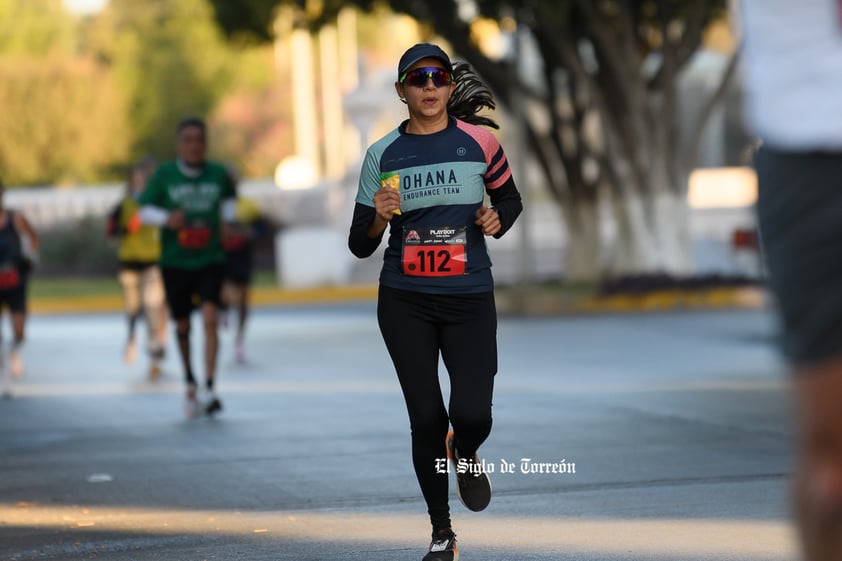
[0,178,38,397]
[348,43,522,561]
[221,196,267,364]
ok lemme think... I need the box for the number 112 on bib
[401,226,467,277]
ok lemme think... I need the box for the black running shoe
[203,391,223,416]
[446,430,492,512]
[149,346,166,361]
[422,528,458,561]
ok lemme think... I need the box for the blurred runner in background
[106,157,168,380]
[139,117,237,418]
[0,178,39,397]
[221,195,268,364]
[738,1,842,559]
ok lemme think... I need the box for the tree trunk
[652,190,695,275]
[607,190,662,275]
[607,179,694,277]
[561,198,602,282]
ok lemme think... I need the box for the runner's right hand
[166,209,185,230]
[373,187,401,222]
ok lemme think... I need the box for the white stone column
[290,27,321,177]
[319,24,344,179]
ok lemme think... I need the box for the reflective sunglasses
[400,66,454,88]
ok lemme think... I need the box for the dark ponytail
[447,62,499,129]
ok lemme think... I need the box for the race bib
[178,225,211,249]
[0,266,20,289]
[402,226,467,277]
[223,232,248,252]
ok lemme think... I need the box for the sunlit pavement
[0,303,797,560]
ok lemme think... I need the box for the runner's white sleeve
[138,206,169,226]
[222,198,236,223]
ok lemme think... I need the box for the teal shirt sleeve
[355,148,381,208]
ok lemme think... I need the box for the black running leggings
[377,285,497,532]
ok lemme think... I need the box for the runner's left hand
[221,223,234,243]
[475,205,501,236]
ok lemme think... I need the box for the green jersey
[140,161,236,270]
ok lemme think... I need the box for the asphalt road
[0,303,797,561]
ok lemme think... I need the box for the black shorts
[161,264,225,320]
[756,147,842,365]
[225,247,253,286]
[0,281,27,314]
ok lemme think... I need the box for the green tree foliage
[0,55,128,185]
[86,0,237,159]
[0,0,128,186]
[0,0,75,56]
[210,0,375,39]
[0,0,292,186]
[209,0,280,43]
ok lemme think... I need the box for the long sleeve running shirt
[349,116,522,294]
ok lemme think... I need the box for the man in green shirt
[139,117,237,418]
